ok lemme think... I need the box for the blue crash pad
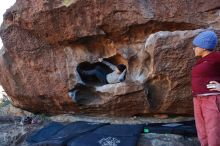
[28,121,109,146]
[67,124,144,146]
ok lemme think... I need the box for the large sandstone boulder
[0,0,220,116]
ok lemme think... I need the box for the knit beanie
[193,30,218,51]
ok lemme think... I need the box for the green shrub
[0,95,10,108]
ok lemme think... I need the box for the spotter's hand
[206,81,220,91]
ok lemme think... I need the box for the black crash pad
[144,120,197,137]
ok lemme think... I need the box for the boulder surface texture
[0,0,220,116]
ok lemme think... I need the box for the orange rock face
[0,0,219,116]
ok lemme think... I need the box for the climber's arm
[99,58,117,70]
[118,69,127,82]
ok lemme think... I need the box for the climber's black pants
[81,66,108,84]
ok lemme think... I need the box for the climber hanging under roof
[68,58,127,103]
[81,58,127,85]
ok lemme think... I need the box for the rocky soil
[0,115,200,146]
[0,104,199,146]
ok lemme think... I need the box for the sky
[0,0,16,49]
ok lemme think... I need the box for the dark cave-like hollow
[76,54,128,86]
